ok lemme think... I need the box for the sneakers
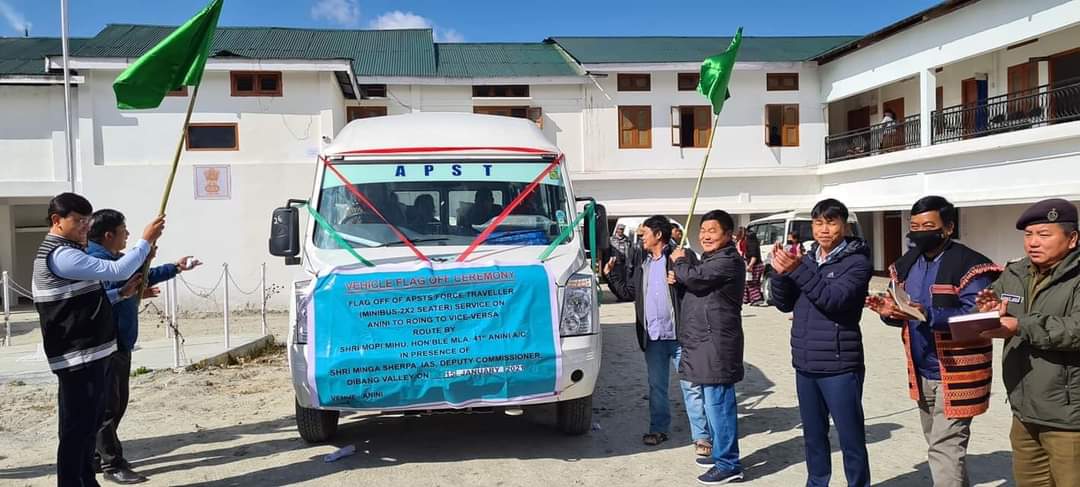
[697,466,744,485]
[695,457,715,469]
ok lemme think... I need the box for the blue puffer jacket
[87,241,178,352]
[768,238,872,374]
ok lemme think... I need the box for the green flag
[113,0,223,109]
[698,27,743,115]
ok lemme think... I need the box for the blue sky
[2,0,940,42]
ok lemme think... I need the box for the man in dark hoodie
[87,209,200,484]
[670,209,746,485]
[769,198,873,487]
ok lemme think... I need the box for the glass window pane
[235,75,254,92]
[188,125,236,149]
[259,75,279,92]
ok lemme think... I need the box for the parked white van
[269,113,608,442]
[747,210,864,269]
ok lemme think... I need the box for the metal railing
[825,113,922,163]
[932,79,1080,144]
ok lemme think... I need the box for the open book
[887,281,927,322]
[947,311,1001,342]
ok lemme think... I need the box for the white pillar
[3,271,10,347]
[872,212,885,272]
[920,68,937,147]
[222,263,231,350]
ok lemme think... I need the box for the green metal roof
[435,43,578,78]
[0,37,86,75]
[547,36,860,64]
[73,24,437,77]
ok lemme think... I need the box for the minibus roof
[323,112,561,158]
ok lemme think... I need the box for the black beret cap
[1016,198,1078,230]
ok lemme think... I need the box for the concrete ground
[0,292,1015,486]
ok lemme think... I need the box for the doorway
[1050,49,1080,123]
[882,97,905,150]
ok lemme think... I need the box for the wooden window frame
[766,73,800,91]
[617,73,651,92]
[618,105,652,149]
[677,73,700,91]
[765,104,799,147]
[358,84,387,99]
[670,105,712,148]
[471,85,530,98]
[472,105,543,128]
[347,106,388,122]
[230,71,283,97]
[166,86,189,97]
[186,123,239,151]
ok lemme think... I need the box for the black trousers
[56,357,110,487]
[95,350,131,471]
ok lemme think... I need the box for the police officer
[33,193,164,487]
[976,198,1080,487]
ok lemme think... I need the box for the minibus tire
[556,395,593,435]
[296,399,340,443]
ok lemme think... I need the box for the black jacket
[607,247,683,351]
[673,244,746,385]
[769,238,872,374]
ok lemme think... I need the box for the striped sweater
[32,234,117,372]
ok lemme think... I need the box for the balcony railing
[932,78,1080,144]
[825,114,922,163]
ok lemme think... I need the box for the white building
[2,0,1079,310]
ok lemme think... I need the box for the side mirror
[269,206,300,258]
[592,203,610,252]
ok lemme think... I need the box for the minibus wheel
[556,395,593,435]
[296,399,340,443]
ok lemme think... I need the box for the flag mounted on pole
[680,28,742,246]
[113,0,223,110]
[113,0,224,298]
[697,27,742,115]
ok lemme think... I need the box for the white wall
[0,85,69,183]
[819,0,1079,102]
[581,64,826,174]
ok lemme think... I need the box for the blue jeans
[796,370,870,487]
[703,383,741,472]
[644,339,709,441]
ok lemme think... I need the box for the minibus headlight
[560,274,597,337]
[294,280,312,344]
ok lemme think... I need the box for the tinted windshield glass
[315,161,571,248]
[748,222,785,246]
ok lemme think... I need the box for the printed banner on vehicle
[304,261,560,410]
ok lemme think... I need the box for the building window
[230,72,282,97]
[472,85,530,98]
[766,73,799,91]
[166,86,188,96]
[186,123,238,151]
[473,106,543,128]
[678,73,700,91]
[618,106,652,149]
[617,74,651,92]
[765,104,799,147]
[347,106,388,122]
[671,106,711,148]
[358,84,387,98]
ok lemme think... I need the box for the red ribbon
[320,156,429,262]
[456,154,564,263]
[331,146,554,156]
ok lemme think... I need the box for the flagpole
[680,114,722,247]
[60,0,76,191]
[138,84,200,296]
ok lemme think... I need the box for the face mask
[907,230,947,253]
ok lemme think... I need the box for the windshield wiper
[379,237,450,247]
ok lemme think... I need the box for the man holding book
[976,198,1080,487]
[867,195,1001,487]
